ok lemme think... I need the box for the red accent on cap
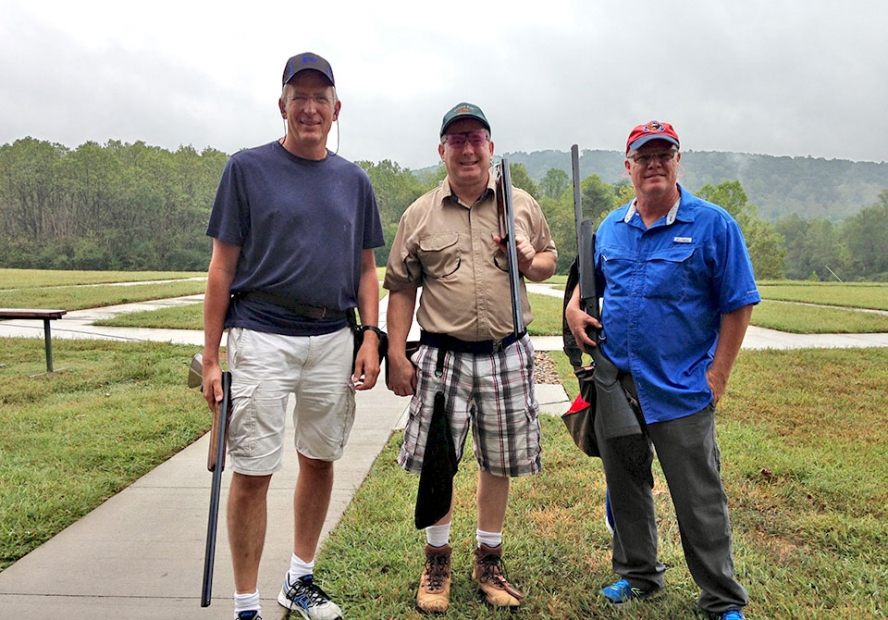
[626,120,680,154]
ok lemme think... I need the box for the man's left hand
[706,368,728,405]
[493,234,536,273]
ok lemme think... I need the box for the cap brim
[628,135,679,152]
[440,116,490,137]
[284,68,334,86]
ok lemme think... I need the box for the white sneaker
[277,575,343,620]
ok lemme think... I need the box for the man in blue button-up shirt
[566,121,759,620]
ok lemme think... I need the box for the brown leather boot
[472,543,525,607]
[416,544,452,613]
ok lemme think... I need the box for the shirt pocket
[417,232,461,279]
[644,246,698,301]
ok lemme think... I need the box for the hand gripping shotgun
[570,145,643,442]
[495,157,525,338]
[187,353,231,608]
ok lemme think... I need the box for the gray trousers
[595,401,748,613]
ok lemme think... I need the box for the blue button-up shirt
[595,185,760,423]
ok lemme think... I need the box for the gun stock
[495,157,525,338]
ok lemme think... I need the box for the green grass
[93,287,388,330]
[527,292,565,336]
[758,281,888,311]
[0,268,204,289]
[316,347,888,619]
[92,301,205,329]
[87,287,888,337]
[0,280,207,311]
[2,272,887,617]
[751,300,888,333]
[0,338,207,570]
[94,290,560,333]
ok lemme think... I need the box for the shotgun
[570,145,643,441]
[188,353,230,607]
[495,157,525,339]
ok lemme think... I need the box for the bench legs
[43,318,54,372]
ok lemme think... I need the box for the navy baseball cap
[440,102,490,137]
[282,52,335,87]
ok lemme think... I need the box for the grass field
[319,343,888,619]
[758,280,888,311]
[2,270,887,617]
[0,268,204,289]
[0,280,207,311]
[90,284,888,336]
[0,338,206,571]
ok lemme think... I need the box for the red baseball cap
[626,121,680,154]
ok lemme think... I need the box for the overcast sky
[2,0,884,170]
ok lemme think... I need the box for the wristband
[361,325,384,338]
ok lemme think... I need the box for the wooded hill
[2,138,886,281]
[502,149,888,223]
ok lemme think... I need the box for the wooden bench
[0,308,67,372]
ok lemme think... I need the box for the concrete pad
[536,383,571,417]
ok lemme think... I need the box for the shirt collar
[442,174,496,208]
[624,186,683,225]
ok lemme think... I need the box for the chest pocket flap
[417,232,461,278]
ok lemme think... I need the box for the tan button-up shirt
[384,174,557,341]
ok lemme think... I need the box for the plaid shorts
[398,334,542,478]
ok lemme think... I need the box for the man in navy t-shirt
[202,52,384,620]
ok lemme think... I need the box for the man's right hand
[202,357,224,412]
[565,285,601,354]
[387,353,417,397]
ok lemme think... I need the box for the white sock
[233,590,260,618]
[476,528,503,548]
[425,522,452,547]
[288,553,315,583]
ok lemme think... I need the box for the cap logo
[643,121,666,133]
[455,106,472,114]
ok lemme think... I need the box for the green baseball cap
[440,102,490,137]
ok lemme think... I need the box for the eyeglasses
[441,131,490,149]
[287,93,334,108]
[627,151,677,166]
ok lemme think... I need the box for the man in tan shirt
[384,102,557,613]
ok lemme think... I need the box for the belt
[237,290,347,320]
[419,330,526,354]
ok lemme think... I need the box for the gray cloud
[1,0,883,169]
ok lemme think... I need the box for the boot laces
[424,553,450,590]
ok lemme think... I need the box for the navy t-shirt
[206,141,385,336]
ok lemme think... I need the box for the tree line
[1,138,886,281]
[505,149,888,224]
[0,138,226,272]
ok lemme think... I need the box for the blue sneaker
[600,578,662,604]
[237,612,261,620]
[712,611,745,620]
